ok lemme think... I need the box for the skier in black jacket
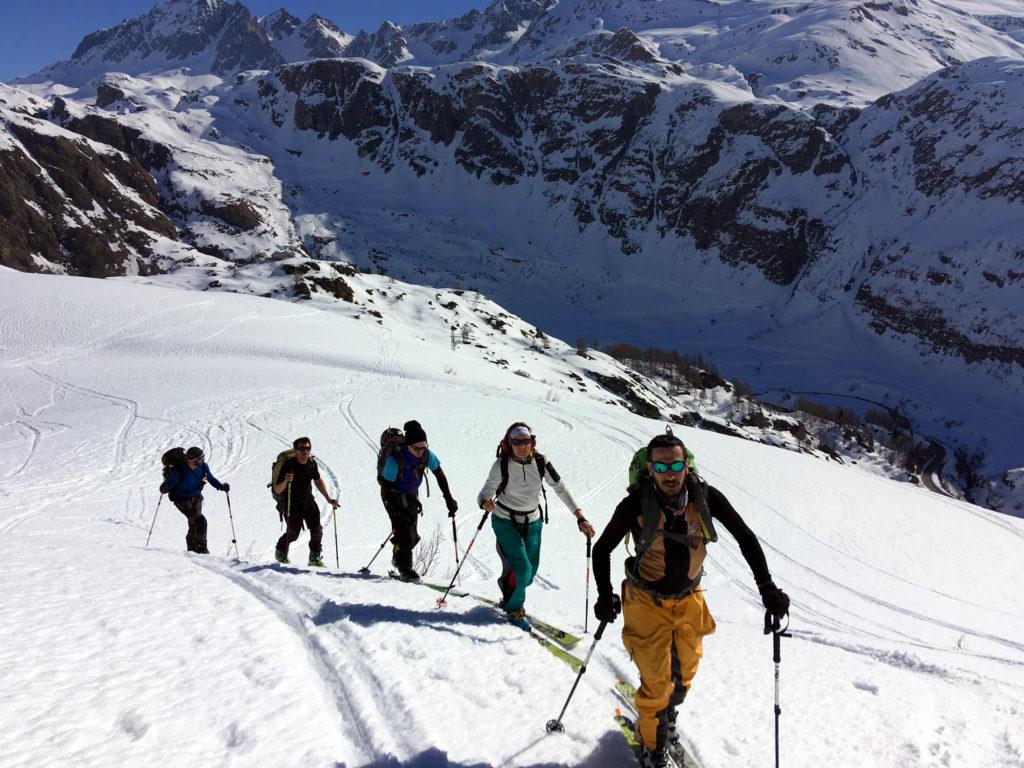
[592,432,790,768]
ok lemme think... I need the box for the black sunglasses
[296,445,312,452]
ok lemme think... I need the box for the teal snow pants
[492,514,543,613]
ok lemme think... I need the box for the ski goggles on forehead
[650,460,687,474]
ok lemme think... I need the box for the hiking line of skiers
[157,420,790,768]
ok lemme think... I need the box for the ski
[387,569,422,584]
[401,580,585,670]
[614,678,702,768]
[614,710,679,768]
[419,581,583,650]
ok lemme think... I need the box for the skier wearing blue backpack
[378,420,459,583]
[159,446,229,554]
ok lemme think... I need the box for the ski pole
[546,619,609,734]
[450,515,460,581]
[145,493,164,548]
[436,509,489,607]
[764,611,792,768]
[333,506,340,569]
[584,536,592,634]
[225,491,240,559]
[359,531,394,574]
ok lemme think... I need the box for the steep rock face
[0,106,175,276]
[808,57,1024,367]
[257,51,854,282]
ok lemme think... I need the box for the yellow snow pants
[621,581,717,750]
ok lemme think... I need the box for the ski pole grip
[594,620,609,641]
[586,538,592,557]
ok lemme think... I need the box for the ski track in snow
[29,367,138,467]
[191,557,380,762]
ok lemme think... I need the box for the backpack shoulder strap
[495,455,510,497]
[686,472,717,543]
[534,453,550,523]
[636,480,663,554]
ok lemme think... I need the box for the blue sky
[0,0,488,81]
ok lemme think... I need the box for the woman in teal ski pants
[477,422,595,630]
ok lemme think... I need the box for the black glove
[445,496,458,517]
[220,483,231,493]
[594,593,622,624]
[159,482,170,495]
[758,580,790,621]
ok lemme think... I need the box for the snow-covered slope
[2,267,1023,767]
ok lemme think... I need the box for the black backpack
[377,427,429,495]
[160,447,186,492]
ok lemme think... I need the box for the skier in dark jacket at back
[160,446,229,554]
[592,432,790,768]
[272,436,339,567]
[379,420,458,583]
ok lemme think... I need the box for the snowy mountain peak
[346,22,412,68]
[260,8,302,40]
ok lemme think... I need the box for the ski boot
[637,745,671,768]
[275,549,290,564]
[506,608,531,631]
[398,568,421,583]
[308,554,325,568]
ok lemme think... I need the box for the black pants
[276,498,323,557]
[383,492,421,571]
[173,496,208,553]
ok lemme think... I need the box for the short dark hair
[646,433,686,461]
[293,436,311,449]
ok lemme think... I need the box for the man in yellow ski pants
[592,432,790,768]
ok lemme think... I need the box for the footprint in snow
[115,710,150,741]
[853,679,879,694]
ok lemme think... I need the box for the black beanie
[403,420,427,444]
[185,446,205,461]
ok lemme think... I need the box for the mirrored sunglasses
[650,460,687,474]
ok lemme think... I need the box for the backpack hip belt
[496,499,540,535]
[495,499,540,517]
[625,570,703,604]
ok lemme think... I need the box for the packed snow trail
[2,269,1024,767]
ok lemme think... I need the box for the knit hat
[185,446,205,461]
[403,420,427,444]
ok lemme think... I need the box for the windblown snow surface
[1,267,1023,768]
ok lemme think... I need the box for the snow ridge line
[190,557,380,764]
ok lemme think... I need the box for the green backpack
[627,436,697,488]
[624,428,709,559]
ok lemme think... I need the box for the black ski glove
[445,496,458,517]
[159,482,171,495]
[220,483,231,493]
[594,593,622,624]
[758,580,790,622]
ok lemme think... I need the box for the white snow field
[1,267,1023,768]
